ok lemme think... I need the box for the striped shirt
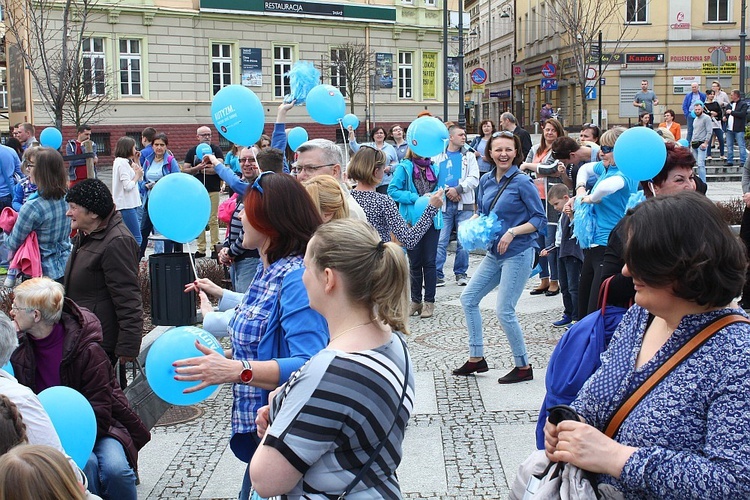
[265,333,414,499]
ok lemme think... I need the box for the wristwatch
[508,228,516,237]
[239,360,253,384]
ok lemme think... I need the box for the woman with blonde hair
[0,445,86,500]
[302,174,349,222]
[250,219,414,498]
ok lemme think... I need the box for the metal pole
[443,0,449,120]
[458,0,466,128]
[598,31,602,127]
[741,0,747,96]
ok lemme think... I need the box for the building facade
[466,0,746,130]
[5,0,462,164]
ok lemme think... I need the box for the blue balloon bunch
[284,61,321,105]
[457,212,503,252]
[572,198,597,249]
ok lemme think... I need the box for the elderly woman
[9,278,150,499]
[454,131,547,383]
[302,174,349,222]
[64,179,143,367]
[173,172,328,500]
[544,191,750,498]
[250,219,413,498]
[567,127,638,316]
[6,147,70,283]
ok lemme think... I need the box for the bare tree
[326,42,375,115]
[547,0,643,123]
[3,0,112,128]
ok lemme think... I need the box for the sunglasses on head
[251,171,274,194]
[491,131,515,138]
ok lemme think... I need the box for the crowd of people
[0,104,748,499]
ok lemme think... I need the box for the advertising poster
[447,57,459,91]
[241,48,262,87]
[376,53,393,89]
[423,52,437,99]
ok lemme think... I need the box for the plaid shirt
[229,255,304,435]
[6,196,71,279]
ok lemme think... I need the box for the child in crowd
[541,184,583,327]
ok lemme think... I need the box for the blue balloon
[1,361,12,376]
[287,127,309,152]
[196,143,213,160]
[413,194,431,221]
[39,127,63,150]
[38,386,96,468]
[148,173,211,243]
[677,139,690,147]
[146,326,224,406]
[306,84,346,125]
[211,85,265,147]
[406,117,449,158]
[613,127,667,182]
[341,114,360,130]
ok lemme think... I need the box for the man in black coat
[500,112,533,159]
[725,89,748,166]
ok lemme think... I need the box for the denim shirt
[477,166,546,260]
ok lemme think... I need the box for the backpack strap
[603,313,750,438]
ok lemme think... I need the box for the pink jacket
[0,207,42,277]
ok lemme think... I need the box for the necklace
[330,319,375,343]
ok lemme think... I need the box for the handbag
[218,193,238,224]
[516,313,750,499]
[119,358,171,431]
[690,140,703,149]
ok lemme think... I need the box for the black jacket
[727,100,748,133]
[512,126,533,160]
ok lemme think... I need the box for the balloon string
[250,146,260,169]
[185,241,199,281]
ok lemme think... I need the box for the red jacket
[10,298,150,471]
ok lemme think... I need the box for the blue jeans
[231,257,259,293]
[707,128,725,157]
[686,115,695,143]
[558,255,583,321]
[691,146,707,182]
[407,227,440,303]
[460,247,534,366]
[537,224,558,281]
[119,208,142,246]
[84,436,137,500]
[727,130,747,165]
[436,202,472,279]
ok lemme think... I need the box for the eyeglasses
[600,145,614,154]
[197,133,212,138]
[492,131,515,138]
[240,157,257,164]
[251,171,274,194]
[11,305,35,313]
[290,163,335,175]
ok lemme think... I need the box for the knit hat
[65,178,114,218]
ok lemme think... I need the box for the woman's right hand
[256,405,271,438]
[429,188,444,208]
[184,278,224,299]
[544,418,560,460]
[563,196,576,217]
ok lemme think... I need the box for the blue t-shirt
[438,150,463,188]
[590,162,638,246]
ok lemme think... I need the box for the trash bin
[149,253,197,326]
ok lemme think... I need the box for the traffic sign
[541,62,557,78]
[585,67,597,81]
[585,86,597,100]
[471,68,488,85]
[541,78,558,91]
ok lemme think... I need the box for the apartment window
[82,37,106,96]
[424,0,435,6]
[708,0,729,22]
[330,48,348,95]
[274,46,293,100]
[212,43,232,95]
[0,68,7,109]
[119,39,141,96]
[398,52,413,99]
[627,0,647,23]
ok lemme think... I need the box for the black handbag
[119,359,171,431]
[690,140,703,149]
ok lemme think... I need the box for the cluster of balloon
[145,326,225,406]
[613,127,667,182]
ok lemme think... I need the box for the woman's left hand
[551,420,637,478]
[497,230,514,254]
[172,340,240,393]
[256,405,271,438]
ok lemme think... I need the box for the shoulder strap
[338,335,410,500]
[603,313,749,438]
[488,170,520,213]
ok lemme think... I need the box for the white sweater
[111,157,142,210]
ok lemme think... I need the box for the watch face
[240,368,253,383]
